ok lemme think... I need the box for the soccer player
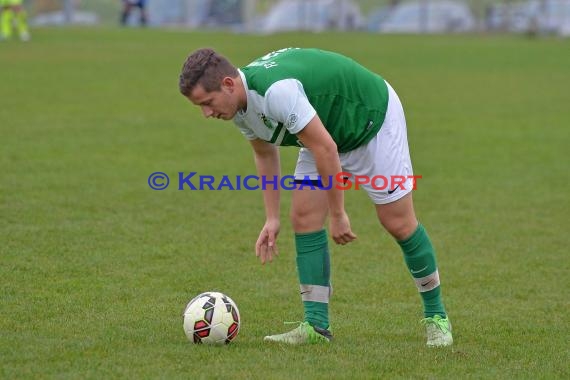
[0,0,30,41]
[178,48,453,347]
[120,0,148,27]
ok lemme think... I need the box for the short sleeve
[264,79,316,135]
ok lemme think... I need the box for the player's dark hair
[179,48,238,96]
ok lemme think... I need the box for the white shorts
[294,82,414,204]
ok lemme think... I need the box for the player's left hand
[330,212,357,245]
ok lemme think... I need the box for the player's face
[187,81,239,121]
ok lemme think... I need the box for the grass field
[1,28,569,379]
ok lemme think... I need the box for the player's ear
[221,77,235,92]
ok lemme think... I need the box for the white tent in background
[257,0,364,33]
[369,0,476,34]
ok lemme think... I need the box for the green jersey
[233,48,389,153]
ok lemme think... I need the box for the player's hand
[255,218,280,264]
[329,212,357,245]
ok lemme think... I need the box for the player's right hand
[255,219,280,264]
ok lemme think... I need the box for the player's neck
[235,75,248,112]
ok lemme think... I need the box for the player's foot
[422,315,453,347]
[264,321,332,345]
[20,32,30,42]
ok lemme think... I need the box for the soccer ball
[183,292,240,344]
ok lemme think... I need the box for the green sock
[398,223,447,318]
[295,229,330,330]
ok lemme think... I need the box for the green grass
[1,28,569,379]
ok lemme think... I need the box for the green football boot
[264,322,332,345]
[422,315,453,347]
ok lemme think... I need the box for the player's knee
[289,208,308,230]
[380,216,417,241]
[290,207,324,232]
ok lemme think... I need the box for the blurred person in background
[120,0,148,27]
[0,0,30,41]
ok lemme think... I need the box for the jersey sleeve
[264,79,316,135]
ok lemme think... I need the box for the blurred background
[25,0,570,37]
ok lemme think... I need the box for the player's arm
[263,78,356,244]
[249,138,281,264]
[296,116,357,245]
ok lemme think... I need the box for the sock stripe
[413,270,440,293]
[300,284,330,303]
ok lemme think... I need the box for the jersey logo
[258,113,275,130]
[286,113,298,129]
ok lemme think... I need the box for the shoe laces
[421,315,451,334]
[282,321,310,335]
[283,321,327,343]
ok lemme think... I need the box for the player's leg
[376,197,452,347]
[344,81,452,347]
[376,195,451,347]
[120,1,131,25]
[1,3,14,40]
[264,150,332,344]
[138,0,148,26]
[291,183,330,331]
[13,3,29,41]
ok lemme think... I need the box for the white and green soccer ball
[183,292,240,344]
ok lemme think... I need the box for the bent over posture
[179,48,453,347]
